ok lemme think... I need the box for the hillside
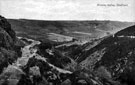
[8,19,134,42]
[80,25,135,85]
[0,16,24,84]
[0,16,135,85]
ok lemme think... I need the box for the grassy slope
[8,19,135,41]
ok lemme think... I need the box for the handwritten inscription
[97,4,128,7]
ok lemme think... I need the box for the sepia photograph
[0,0,135,85]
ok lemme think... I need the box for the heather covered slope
[80,25,135,85]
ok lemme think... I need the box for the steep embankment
[80,25,135,85]
[0,16,24,84]
[0,16,23,73]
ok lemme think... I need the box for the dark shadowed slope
[80,25,135,85]
[0,16,24,73]
[115,25,135,36]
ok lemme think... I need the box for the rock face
[0,15,24,84]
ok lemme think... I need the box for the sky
[0,0,135,21]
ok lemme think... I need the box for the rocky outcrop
[0,15,23,76]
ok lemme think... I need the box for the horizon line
[7,17,135,23]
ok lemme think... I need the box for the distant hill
[7,19,135,41]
